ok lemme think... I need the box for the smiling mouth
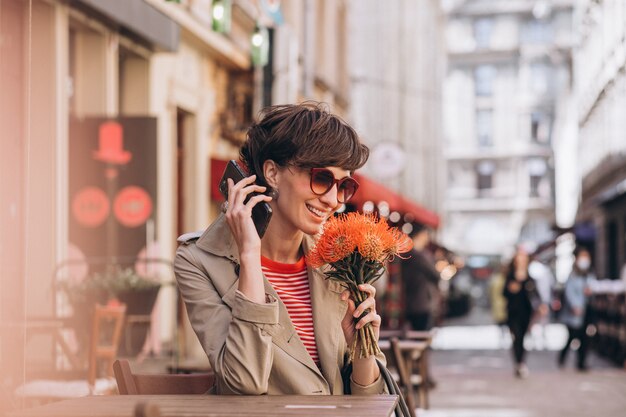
[306,204,326,218]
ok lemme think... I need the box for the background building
[348,0,446,220]
[442,0,575,260]
[574,0,626,280]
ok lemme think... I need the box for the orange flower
[306,215,358,267]
[307,212,412,266]
[384,228,414,258]
[305,211,414,360]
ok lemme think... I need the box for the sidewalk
[422,349,626,417]
[420,307,626,417]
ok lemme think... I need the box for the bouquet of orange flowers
[306,213,413,360]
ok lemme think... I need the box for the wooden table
[9,395,399,417]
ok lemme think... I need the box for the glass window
[522,19,553,44]
[530,62,550,95]
[528,158,547,197]
[475,65,497,96]
[476,109,493,147]
[476,160,495,196]
[531,111,550,143]
[474,18,493,49]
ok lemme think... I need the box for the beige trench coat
[174,214,386,395]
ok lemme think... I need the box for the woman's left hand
[340,284,381,346]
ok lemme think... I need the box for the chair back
[113,359,215,395]
[390,338,418,417]
[88,304,126,385]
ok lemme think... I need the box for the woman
[502,247,544,378]
[558,246,595,370]
[174,102,385,395]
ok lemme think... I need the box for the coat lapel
[196,217,328,380]
[303,236,348,392]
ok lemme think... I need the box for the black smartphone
[219,160,273,238]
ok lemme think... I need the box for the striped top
[261,255,320,365]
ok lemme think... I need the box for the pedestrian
[174,102,386,395]
[489,265,509,348]
[558,246,596,371]
[401,223,441,331]
[503,246,545,378]
[400,223,441,389]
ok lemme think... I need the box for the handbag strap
[376,359,412,417]
[341,360,412,417]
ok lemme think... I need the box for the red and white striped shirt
[261,256,320,365]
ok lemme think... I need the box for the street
[421,310,626,417]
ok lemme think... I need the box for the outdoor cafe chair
[113,359,215,395]
[15,304,126,405]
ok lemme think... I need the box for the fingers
[225,176,272,222]
[227,176,267,208]
[358,284,376,298]
[245,194,272,209]
[355,311,381,330]
[353,296,375,319]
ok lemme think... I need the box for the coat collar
[196,215,347,392]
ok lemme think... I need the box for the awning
[74,0,180,52]
[351,173,440,229]
[210,158,440,228]
[210,158,229,201]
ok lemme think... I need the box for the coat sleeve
[564,276,585,310]
[350,374,387,395]
[174,245,279,395]
[349,353,388,395]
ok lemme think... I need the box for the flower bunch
[307,212,413,360]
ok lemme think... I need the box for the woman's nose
[319,183,339,207]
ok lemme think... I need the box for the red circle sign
[114,186,153,227]
[72,187,110,228]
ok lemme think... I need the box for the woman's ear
[263,160,280,188]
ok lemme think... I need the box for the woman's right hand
[223,175,272,255]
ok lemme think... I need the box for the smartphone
[219,160,273,238]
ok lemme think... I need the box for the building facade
[442,0,574,258]
[0,0,377,398]
[347,0,446,219]
[574,0,626,280]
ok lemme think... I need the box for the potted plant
[58,266,161,357]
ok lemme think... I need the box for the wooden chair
[390,338,418,417]
[15,304,127,405]
[88,304,127,386]
[113,359,215,395]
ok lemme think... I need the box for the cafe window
[220,71,254,145]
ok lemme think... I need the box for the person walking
[401,223,440,331]
[489,266,509,348]
[558,246,596,371]
[503,246,545,378]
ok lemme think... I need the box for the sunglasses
[309,168,359,203]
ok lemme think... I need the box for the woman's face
[514,250,529,269]
[272,166,350,236]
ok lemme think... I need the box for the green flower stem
[349,287,381,360]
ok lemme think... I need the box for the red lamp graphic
[93,121,132,165]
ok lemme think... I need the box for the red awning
[210,158,229,201]
[351,173,440,228]
[210,158,440,228]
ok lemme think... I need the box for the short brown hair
[239,101,369,187]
